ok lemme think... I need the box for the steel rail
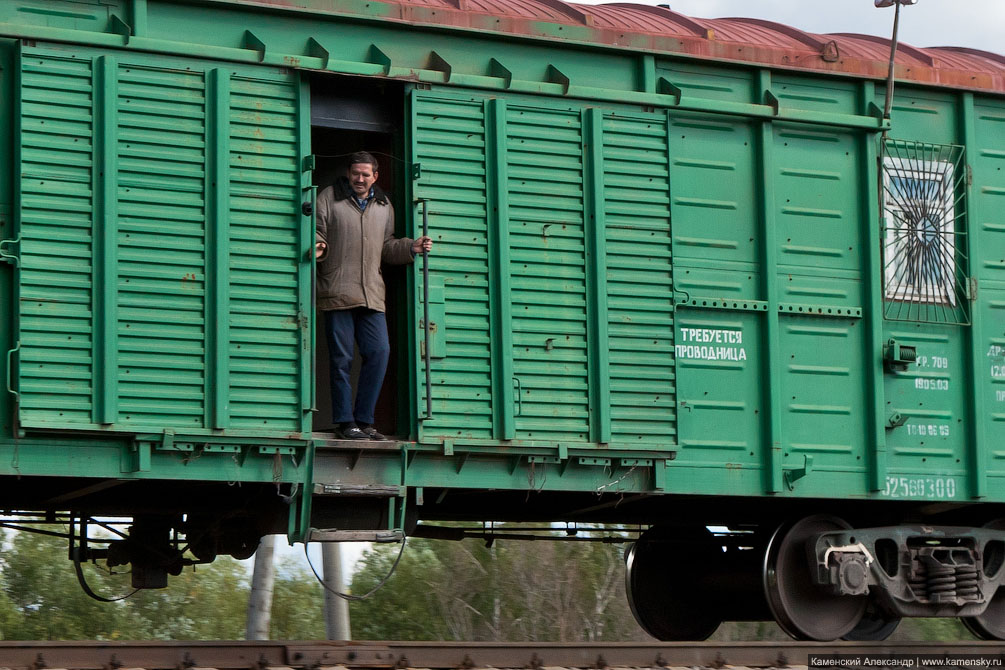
[0,640,1002,669]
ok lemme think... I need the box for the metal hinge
[784,455,814,491]
[0,234,20,267]
[967,277,978,301]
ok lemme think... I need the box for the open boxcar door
[408,87,678,455]
[10,42,314,438]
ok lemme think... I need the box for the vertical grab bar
[305,185,318,416]
[6,341,20,402]
[419,199,433,421]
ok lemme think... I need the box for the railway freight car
[0,0,1004,642]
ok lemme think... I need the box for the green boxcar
[0,0,1004,640]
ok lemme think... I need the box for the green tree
[123,559,249,640]
[349,542,450,640]
[348,534,648,642]
[269,556,325,639]
[0,528,131,639]
[0,527,249,640]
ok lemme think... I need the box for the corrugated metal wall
[411,95,495,439]
[411,89,676,450]
[506,106,589,443]
[15,44,309,435]
[601,115,675,447]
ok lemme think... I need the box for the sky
[575,0,1003,54]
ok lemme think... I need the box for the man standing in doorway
[315,151,433,440]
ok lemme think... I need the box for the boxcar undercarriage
[9,457,1005,641]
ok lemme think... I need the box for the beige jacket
[315,184,414,313]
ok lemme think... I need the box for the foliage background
[0,528,971,641]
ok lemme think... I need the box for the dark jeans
[323,308,389,426]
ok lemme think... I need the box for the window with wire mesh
[881,140,969,324]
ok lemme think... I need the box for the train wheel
[763,515,867,640]
[962,591,1005,641]
[842,601,900,641]
[625,528,722,640]
[961,519,1005,640]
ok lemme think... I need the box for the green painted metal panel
[960,94,987,498]
[94,54,119,425]
[665,86,990,500]
[425,275,447,360]
[601,112,676,447]
[756,84,783,494]
[973,100,1005,285]
[206,67,231,430]
[669,113,760,302]
[859,83,888,492]
[115,59,209,429]
[226,73,303,432]
[772,74,860,116]
[886,88,960,146]
[986,290,1005,479]
[411,88,677,452]
[870,88,994,500]
[486,98,516,440]
[506,104,589,442]
[18,48,95,425]
[657,61,755,104]
[0,39,15,444]
[1,2,994,506]
[674,309,761,467]
[0,1,890,134]
[773,124,862,277]
[881,324,969,490]
[964,95,1005,496]
[582,108,612,445]
[779,316,868,476]
[410,91,494,440]
[0,436,308,483]
[15,42,308,435]
[295,77,313,429]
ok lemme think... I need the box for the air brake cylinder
[810,526,1005,618]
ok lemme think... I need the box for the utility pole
[246,534,277,640]
[323,543,351,640]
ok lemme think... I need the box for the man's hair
[349,151,378,172]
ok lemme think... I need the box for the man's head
[347,151,379,198]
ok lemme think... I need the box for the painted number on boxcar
[990,345,1005,379]
[883,476,958,499]
[905,423,950,437]
[675,329,747,362]
[913,352,951,391]
[915,355,948,369]
[914,378,950,391]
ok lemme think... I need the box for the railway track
[1,641,1002,669]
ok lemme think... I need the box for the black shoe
[336,423,368,440]
[361,425,386,441]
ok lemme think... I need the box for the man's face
[348,163,378,197]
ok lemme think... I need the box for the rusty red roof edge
[213,0,1005,94]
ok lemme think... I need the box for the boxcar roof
[233,0,1005,94]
